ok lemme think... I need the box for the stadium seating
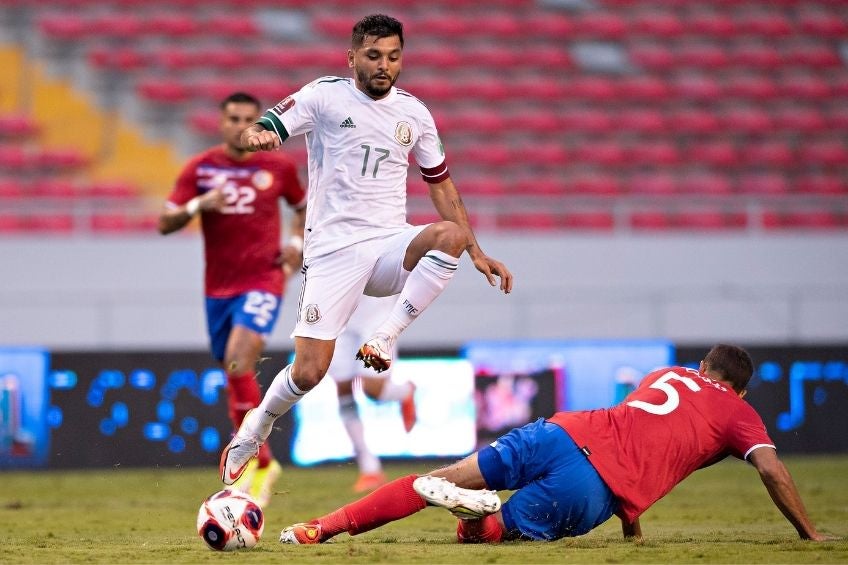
[1,0,845,232]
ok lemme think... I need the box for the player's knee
[429,221,467,255]
[291,364,327,391]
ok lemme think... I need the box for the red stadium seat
[799,140,848,167]
[630,210,674,231]
[686,12,736,38]
[630,44,675,71]
[784,44,841,69]
[25,214,75,233]
[686,140,739,168]
[736,12,792,37]
[631,10,684,38]
[677,43,730,69]
[772,106,826,133]
[627,141,680,166]
[678,172,733,195]
[568,172,622,196]
[615,109,666,135]
[798,12,848,37]
[628,172,677,195]
[0,114,39,138]
[731,43,782,69]
[666,108,721,134]
[763,210,845,230]
[741,140,795,168]
[794,174,847,195]
[723,74,778,100]
[560,211,615,231]
[496,212,559,230]
[720,107,773,134]
[677,208,747,230]
[0,214,25,232]
[618,76,671,100]
[137,80,193,104]
[88,47,148,72]
[738,173,790,195]
[671,75,722,100]
[558,108,614,133]
[37,15,89,41]
[572,140,626,167]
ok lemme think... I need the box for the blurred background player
[328,295,417,493]
[158,91,307,506]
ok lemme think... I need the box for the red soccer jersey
[549,366,775,522]
[167,145,306,297]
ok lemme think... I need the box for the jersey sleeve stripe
[257,112,290,142]
[420,161,450,183]
[744,443,776,460]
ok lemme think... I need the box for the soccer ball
[196,489,264,551]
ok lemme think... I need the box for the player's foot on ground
[250,459,282,507]
[400,382,417,433]
[220,409,263,486]
[356,333,395,373]
[279,522,323,544]
[413,475,501,520]
[352,471,387,493]
[231,458,258,494]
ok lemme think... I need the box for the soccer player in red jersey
[158,92,306,506]
[278,344,836,544]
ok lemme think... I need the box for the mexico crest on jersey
[394,121,413,146]
[303,304,321,324]
[252,170,273,190]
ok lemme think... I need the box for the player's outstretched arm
[427,178,513,294]
[748,447,835,541]
[241,124,282,152]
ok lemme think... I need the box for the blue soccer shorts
[205,291,282,362]
[477,417,619,541]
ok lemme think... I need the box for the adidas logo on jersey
[339,117,356,128]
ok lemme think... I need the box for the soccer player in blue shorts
[278,345,834,544]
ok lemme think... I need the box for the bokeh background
[0,1,846,469]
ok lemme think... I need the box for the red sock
[456,514,504,543]
[227,373,272,467]
[316,475,426,540]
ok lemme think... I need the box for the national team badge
[272,96,295,116]
[394,121,413,146]
[252,170,273,190]
[304,304,321,324]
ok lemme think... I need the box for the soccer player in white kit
[220,14,513,488]
[329,295,416,493]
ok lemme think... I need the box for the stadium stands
[0,0,845,233]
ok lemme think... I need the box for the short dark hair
[219,92,261,111]
[703,344,754,393]
[351,14,404,48]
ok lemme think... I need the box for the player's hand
[279,244,303,276]
[199,186,226,212]
[242,127,281,152]
[472,254,513,294]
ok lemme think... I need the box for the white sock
[338,394,381,474]
[375,250,459,338]
[247,364,304,441]
[378,380,413,402]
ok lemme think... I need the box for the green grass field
[2,455,846,564]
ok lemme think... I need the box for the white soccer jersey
[258,77,449,258]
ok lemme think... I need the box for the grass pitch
[1,455,846,564]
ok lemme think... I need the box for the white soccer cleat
[413,475,501,520]
[220,410,263,486]
[356,333,395,373]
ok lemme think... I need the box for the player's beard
[357,67,398,98]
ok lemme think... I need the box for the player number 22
[360,144,390,178]
[627,371,701,415]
